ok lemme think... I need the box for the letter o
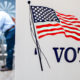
[64,47,77,63]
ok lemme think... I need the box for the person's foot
[0,67,13,71]
[1,65,6,68]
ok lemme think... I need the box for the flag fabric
[31,6,80,41]
[31,6,60,23]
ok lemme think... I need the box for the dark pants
[4,28,15,69]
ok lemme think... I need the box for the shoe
[0,67,13,71]
[1,65,6,68]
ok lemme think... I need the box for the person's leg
[5,29,15,69]
[6,35,15,69]
[0,28,15,71]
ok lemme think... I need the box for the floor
[0,60,15,80]
[0,70,15,80]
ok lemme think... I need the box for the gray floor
[0,70,14,80]
[0,57,15,80]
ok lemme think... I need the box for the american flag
[31,6,80,41]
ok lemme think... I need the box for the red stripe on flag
[65,30,80,36]
[56,12,75,17]
[36,23,60,29]
[65,35,80,41]
[61,21,72,25]
[71,21,80,23]
[37,28,63,34]
[58,16,78,20]
[58,18,70,22]
[38,31,80,41]
[38,32,65,39]
[61,25,80,31]
[75,25,80,27]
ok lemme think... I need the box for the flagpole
[27,1,43,71]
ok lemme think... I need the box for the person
[0,11,15,71]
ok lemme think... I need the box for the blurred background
[0,0,15,80]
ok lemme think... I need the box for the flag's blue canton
[31,6,60,23]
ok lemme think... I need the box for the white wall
[16,0,80,80]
